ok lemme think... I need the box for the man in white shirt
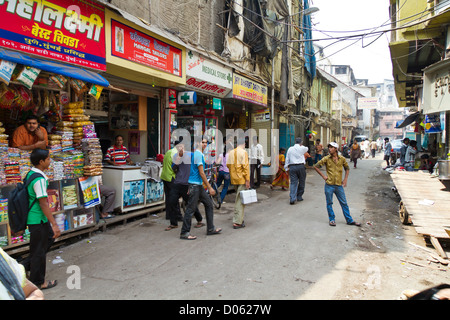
[285,137,308,204]
[249,136,264,188]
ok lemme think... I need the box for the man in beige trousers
[227,137,250,229]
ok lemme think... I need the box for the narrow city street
[43,154,450,300]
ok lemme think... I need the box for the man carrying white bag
[227,137,253,229]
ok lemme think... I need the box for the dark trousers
[168,183,202,226]
[163,178,180,220]
[289,164,306,202]
[181,185,215,235]
[22,221,54,286]
[250,160,261,188]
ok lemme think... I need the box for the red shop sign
[0,0,106,71]
[111,19,182,77]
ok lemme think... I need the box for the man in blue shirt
[180,139,222,240]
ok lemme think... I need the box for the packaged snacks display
[69,79,87,96]
[16,66,41,90]
[0,60,17,85]
[88,84,104,100]
[49,75,68,89]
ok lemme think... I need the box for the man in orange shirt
[11,115,48,150]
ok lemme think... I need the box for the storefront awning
[0,48,109,87]
[395,111,421,129]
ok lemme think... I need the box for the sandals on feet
[165,225,178,231]
[39,280,58,290]
[194,222,205,228]
[233,223,245,229]
[329,221,336,227]
[207,228,222,235]
[348,221,361,227]
[180,234,197,240]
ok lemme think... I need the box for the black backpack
[7,172,43,233]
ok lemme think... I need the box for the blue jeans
[324,184,354,224]
[289,164,306,202]
[216,171,230,203]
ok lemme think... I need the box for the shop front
[0,0,110,251]
[167,49,233,160]
[99,7,186,213]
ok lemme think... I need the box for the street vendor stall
[391,170,450,258]
[102,164,163,213]
[0,50,107,253]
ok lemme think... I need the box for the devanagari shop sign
[0,0,106,71]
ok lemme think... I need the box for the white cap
[328,142,339,148]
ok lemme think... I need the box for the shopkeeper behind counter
[11,115,48,150]
[104,135,134,166]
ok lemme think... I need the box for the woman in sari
[270,148,289,190]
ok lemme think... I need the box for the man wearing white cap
[313,142,361,227]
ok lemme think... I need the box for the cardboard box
[240,189,258,205]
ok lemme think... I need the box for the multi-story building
[389,0,450,158]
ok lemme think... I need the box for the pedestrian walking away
[350,139,361,168]
[249,136,264,188]
[215,142,233,203]
[284,137,308,204]
[271,148,289,190]
[313,142,361,227]
[384,137,392,168]
[179,139,221,240]
[370,140,377,158]
[227,136,250,229]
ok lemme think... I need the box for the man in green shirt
[22,149,60,290]
[161,140,181,220]
[314,142,361,227]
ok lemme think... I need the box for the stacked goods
[0,198,7,222]
[53,161,64,180]
[47,189,61,213]
[62,101,93,147]
[47,134,62,154]
[44,158,54,181]
[4,161,20,184]
[18,150,31,181]
[0,121,7,147]
[81,124,102,176]
[0,147,6,185]
[55,121,73,152]
[62,184,77,209]
[71,150,84,178]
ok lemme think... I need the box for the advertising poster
[128,131,140,155]
[78,176,101,208]
[424,114,442,133]
[146,180,164,204]
[232,74,267,106]
[0,0,106,71]
[111,19,182,77]
[123,180,145,207]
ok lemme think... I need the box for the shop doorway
[147,98,159,158]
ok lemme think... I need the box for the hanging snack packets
[88,84,104,100]
[69,79,88,96]
[16,66,41,90]
[0,60,17,85]
[49,74,68,89]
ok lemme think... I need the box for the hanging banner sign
[0,0,106,71]
[178,91,197,105]
[184,51,232,98]
[212,98,222,110]
[111,19,182,77]
[232,74,267,106]
[424,114,443,133]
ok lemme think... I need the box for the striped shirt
[105,146,130,165]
